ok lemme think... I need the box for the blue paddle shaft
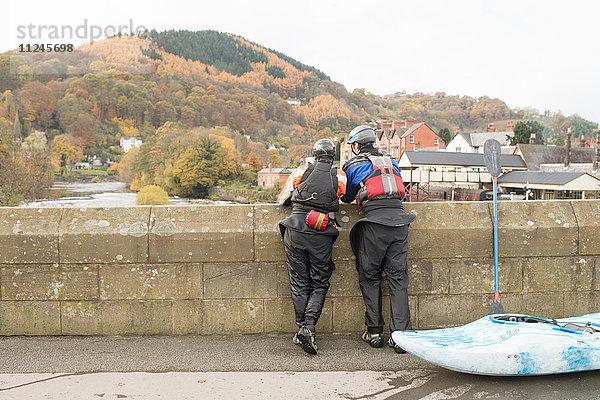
[493,177,499,296]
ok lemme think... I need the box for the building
[445,131,514,153]
[339,120,444,165]
[513,143,597,170]
[120,136,143,152]
[498,171,600,200]
[397,151,527,201]
[257,165,292,188]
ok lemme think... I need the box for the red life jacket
[355,154,405,210]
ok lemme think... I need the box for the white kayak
[392,313,600,376]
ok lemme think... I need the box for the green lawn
[76,170,109,176]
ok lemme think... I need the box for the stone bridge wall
[0,200,599,335]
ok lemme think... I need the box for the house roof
[498,171,589,185]
[469,131,513,147]
[516,144,596,170]
[455,132,472,146]
[399,123,424,138]
[257,167,292,174]
[399,151,527,169]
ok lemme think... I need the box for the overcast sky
[5,0,600,123]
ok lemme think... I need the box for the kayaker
[341,125,416,354]
[277,139,347,355]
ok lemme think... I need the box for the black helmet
[313,139,335,161]
[348,125,376,145]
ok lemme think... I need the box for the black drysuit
[342,148,416,334]
[278,162,340,331]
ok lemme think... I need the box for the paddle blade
[487,300,505,315]
[483,139,502,178]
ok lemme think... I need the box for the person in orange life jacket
[341,125,416,354]
[277,139,347,354]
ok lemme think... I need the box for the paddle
[483,139,504,315]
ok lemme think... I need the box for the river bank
[22,181,236,208]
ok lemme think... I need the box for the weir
[0,200,598,335]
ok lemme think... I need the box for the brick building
[340,120,444,165]
[257,165,292,188]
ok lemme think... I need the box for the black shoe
[297,326,318,354]
[388,336,407,354]
[362,330,383,348]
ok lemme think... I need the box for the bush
[136,185,170,205]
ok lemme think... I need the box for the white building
[120,136,143,152]
[446,131,514,153]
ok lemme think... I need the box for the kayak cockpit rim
[490,314,600,334]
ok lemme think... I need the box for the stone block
[523,257,593,292]
[496,293,523,314]
[0,208,61,264]
[277,264,291,297]
[253,204,289,262]
[204,263,277,299]
[331,206,363,261]
[1,264,98,300]
[99,300,172,335]
[563,292,600,317]
[332,296,416,332]
[328,262,361,297]
[59,207,150,263]
[61,301,102,335]
[202,299,263,334]
[403,202,492,258]
[418,294,489,329]
[264,298,332,334]
[408,258,450,295]
[595,257,600,291]
[0,301,61,335]
[449,258,523,294]
[150,205,253,263]
[497,201,578,257]
[571,200,600,255]
[173,300,204,335]
[332,297,365,332]
[519,293,563,319]
[99,264,202,300]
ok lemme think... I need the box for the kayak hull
[391,313,600,376]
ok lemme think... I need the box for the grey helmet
[347,125,376,145]
[312,139,336,161]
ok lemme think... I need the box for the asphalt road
[0,335,599,399]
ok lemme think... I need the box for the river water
[22,181,235,207]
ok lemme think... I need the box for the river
[22,181,236,207]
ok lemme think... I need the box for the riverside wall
[0,200,599,336]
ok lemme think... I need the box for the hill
[0,30,597,171]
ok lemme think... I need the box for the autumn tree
[268,149,282,167]
[18,82,56,129]
[246,151,262,171]
[171,136,241,197]
[50,134,84,173]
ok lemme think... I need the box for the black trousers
[352,222,411,334]
[283,228,336,331]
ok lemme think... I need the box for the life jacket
[355,154,405,210]
[291,162,339,213]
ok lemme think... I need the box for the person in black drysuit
[341,125,415,353]
[277,139,347,354]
